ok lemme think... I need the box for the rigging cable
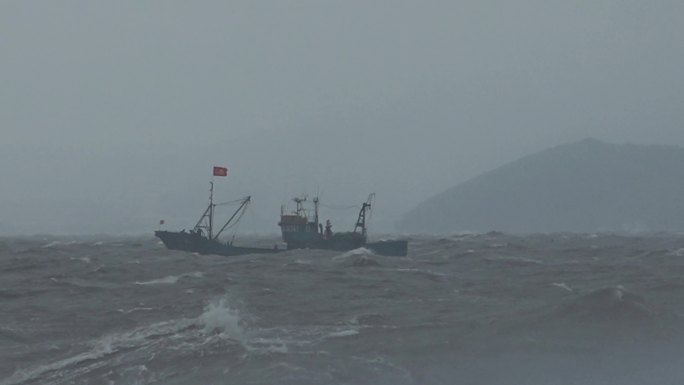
[214,197,250,207]
[319,203,360,210]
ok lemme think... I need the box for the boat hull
[365,240,409,256]
[155,231,279,256]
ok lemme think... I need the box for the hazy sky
[1,1,683,235]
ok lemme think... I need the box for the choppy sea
[3,233,684,385]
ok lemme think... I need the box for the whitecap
[135,271,204,285]
[332,247,374,260]
[41,241,61,248]
[1,335,117,385]
[552,282,573,292]
[117,307,154,314]
[483,256,543,265]
[244,338,290,355]
[135,275,181,285]
[197,298,244,339]
[326,328,360,338]
[394,268,446,278]
[3,296,244,385]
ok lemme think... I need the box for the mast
[193,167,229,238]
[208,181,214,239]
[192,181,215,238]
[354,193,375,237]
[313,197,319,227]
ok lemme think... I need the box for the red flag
[159,219,165,225]
[213,166,228,177]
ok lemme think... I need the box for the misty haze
[2,1,684,384]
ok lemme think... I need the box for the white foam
[3,296,244,385]
[135,271,204,285]
[484,256,543,265]
[136,275,181,285]
[197,298,244,339]
[41,241,61,248]
[1,332,121,385]
[552,282,573,292]
[117,307,154,314]
[243,324,360,356]
[395,268,446,278]
[333,247,374,260]
[245,338,290,355]
[327,328,360,338]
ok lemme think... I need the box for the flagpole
[209,166,227,240]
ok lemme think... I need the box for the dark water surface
[3,233,684,385]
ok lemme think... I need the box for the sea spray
[197,297,245,339]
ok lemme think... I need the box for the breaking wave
[2,296,246,385]
[197,297,245,338]
[559,286,656,323]
[134,271,204,285]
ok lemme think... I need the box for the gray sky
[1,1,683,235]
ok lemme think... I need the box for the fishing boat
[278,194,408,256]
[156,168,279,256]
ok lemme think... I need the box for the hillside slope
[398,139,684,233]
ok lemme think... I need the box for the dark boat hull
[155,231,279,256]
[365,240,408,256]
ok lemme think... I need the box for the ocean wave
[134,271,204,285]
[3,296,246,385]
[394,268,446,280]
[245,324,361,355]
[331,248,382,267]
[0,289,24,300]
[551,282,573,292]
[326,328,360,338]
[197,297,245,338]
[49,277,120,290]
[116,307,155,314]
[482,255,544,265]
[332,247,375,260]
[558,286,656,324]
[1,336,117,385]
[40,241,63,248]
[40,240,81,248]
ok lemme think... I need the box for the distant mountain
[398,138,684,233]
